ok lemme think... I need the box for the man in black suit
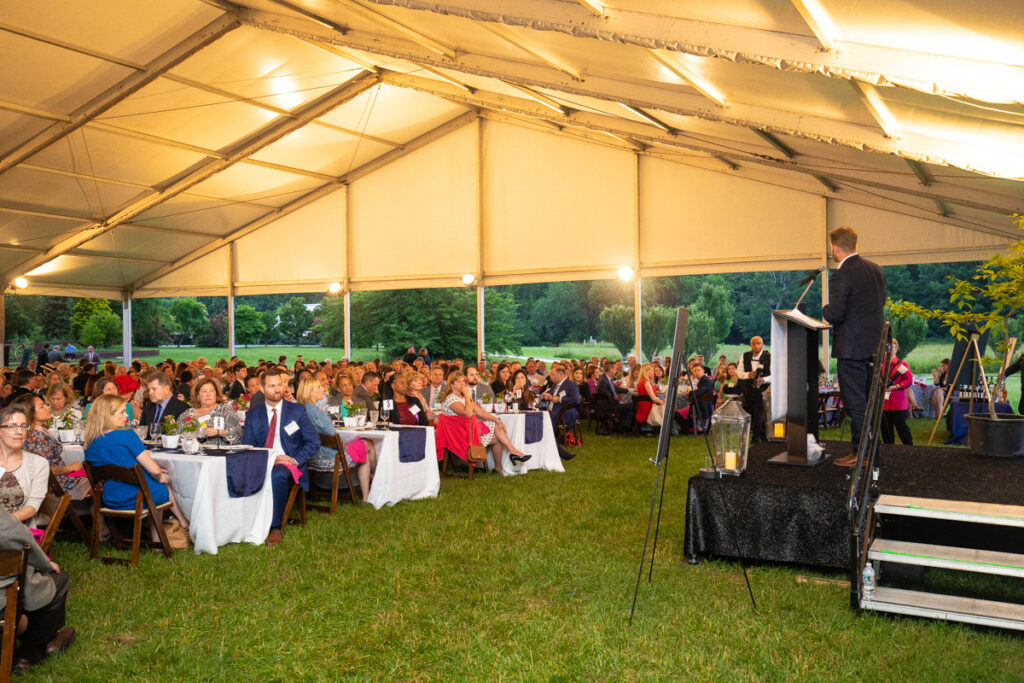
[596,361,634,431]
[737,336,771,442]
[822,225,887,466]
[543,362,581,429]
[139,372,190,433]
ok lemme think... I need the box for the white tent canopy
[1,0,1022,302]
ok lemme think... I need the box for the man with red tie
[242,368,319,546]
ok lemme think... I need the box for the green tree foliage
[527,281,588,345]
[169,298,209,346]
[885,303,927,357]
[690,281,735,342]
[71,298,113,343]
[40,297,73,340]
[259,311,279,344]
[599,304,635,358]
[484,287,522,356]
[3,294,43,341]
[313,297,346,348]
[131,299,177,347]
[641,305,676,360]
[198,311,228,347]
[683,309,720,361]
[80,310,122,348]
[234,305,266,347]
[275,297,314,344]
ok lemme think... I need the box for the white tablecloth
[493,412,564,476]
[336,427,439,510]
[63,444,275,555]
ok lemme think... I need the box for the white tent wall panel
[481,120,635,279]
[133,246,230,298]
[826,200,1014,266]
[234,187,346,288]
[348,121,477,286]
[638,156,826,275]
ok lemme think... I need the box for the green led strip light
[876,549,1024,571]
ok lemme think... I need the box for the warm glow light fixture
[13,277,27,289]
[328,281,342,294]
[617,266,635,282]
[461,273,477,286]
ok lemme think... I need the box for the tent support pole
[344,290,351,361]
[121,294,132,367]
[0,285,6,367]
[477,285,485,363]
[227,243,237,358]
[634,277,643,362]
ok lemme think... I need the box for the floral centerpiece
[235,395,250,412]
[180,416,199,435]
[161,415,178,435]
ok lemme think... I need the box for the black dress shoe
[510,454,532,464]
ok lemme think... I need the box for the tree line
[2,261,993,359]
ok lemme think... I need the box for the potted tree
[890,218,1024,457]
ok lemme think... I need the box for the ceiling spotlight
[617,266,635,282]
[461,273,477,286]
[13,277,28,289]
[328,281,342,294]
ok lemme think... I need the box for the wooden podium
[768,309,831,466]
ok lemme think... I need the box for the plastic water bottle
[862,562,876,600]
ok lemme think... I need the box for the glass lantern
[710,397,751,475]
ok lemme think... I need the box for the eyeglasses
[0,424,29,431]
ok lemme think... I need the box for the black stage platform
[684,441,1024,571]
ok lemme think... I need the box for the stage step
[862,586,1024,631]
[869,539,1024,579]
[874,495,1024,528]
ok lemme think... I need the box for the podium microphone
[798,265,826,286]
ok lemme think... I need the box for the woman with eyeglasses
[0,405,51,527]
[10,394,88,500]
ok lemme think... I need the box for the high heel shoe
[510,453,532,464]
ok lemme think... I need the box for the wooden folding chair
[281,481,306,528]
[437,415,482,480]
[48,473,88,546]
[307,433,360,513]
[36,492,70,556]
[0,545,28,682]
[592,393,620,435]
[82,463,174,567]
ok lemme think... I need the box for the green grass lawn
[27,419,1024,680]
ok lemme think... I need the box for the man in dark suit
[822,225,887,466]
[242,368,319,547]
[737,336,771,442]
[139,372,189,432]
[543,362,581,429]
[352,371,380,416]
[596,361,634,431]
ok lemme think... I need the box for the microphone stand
[794,270,822,310]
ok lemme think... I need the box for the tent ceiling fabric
[0,0,1021,299]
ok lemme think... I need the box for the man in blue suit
[543,362,581,429]
[242,368,319,546]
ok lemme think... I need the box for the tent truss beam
[332,0,456,58]
[0,14,240,176]
[5,71,380,287]
[355,0,1024,105]
[128,108,477,294]
[479,22,583,81]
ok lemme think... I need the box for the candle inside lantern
[724,451,737,470]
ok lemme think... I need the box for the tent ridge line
[130,108,476,295]
[0,14,241,177]
[386,72,1022,218]
[359,0,1024,105]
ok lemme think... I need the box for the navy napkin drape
[525,412,543,444]
[218,449,268,497]
[397,427,427,463]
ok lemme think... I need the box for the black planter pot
[966,413,1024,458]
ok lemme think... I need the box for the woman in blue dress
[84,394,188,539]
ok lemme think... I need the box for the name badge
[283,421,299,436]
[409,405,420,415]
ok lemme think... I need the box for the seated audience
[506,370,536,411]
[634,364,664,426]
[45,382,81,424]
[542,363,581,429]
[84,395,188,538]
[0,405,51,526]
[440,371,530,474]
[490,362,511,397]
[675,362,716,434]
[140,372,189,433]
[717,363,740,406]
[389,373,428,426]
[178,378,242,446]
[352,371,380,416]
[12,395,88,500]
[595,361,634,430]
